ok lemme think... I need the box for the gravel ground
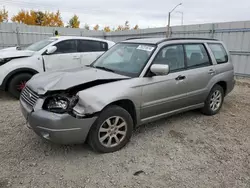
[0,81,250,188]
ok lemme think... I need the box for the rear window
[77,40,108,52]
[208,43,228,64]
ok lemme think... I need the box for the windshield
[92,43,156,77]
[25,38,58,51]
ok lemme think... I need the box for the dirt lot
[0,80,250,188]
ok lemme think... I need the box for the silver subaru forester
[20,37,235,153]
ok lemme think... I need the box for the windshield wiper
[94,66,114,73]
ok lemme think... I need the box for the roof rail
[125,37,152,40]
[157,37,218,44]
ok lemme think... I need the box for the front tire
[8,73,33,99]
[202,84,224,116]
[88,105,133,153]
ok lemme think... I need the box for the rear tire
[88,105,133,153]
[7,73,33,99]
[202,84,224,116]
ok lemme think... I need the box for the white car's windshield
[25,38,58,51]
[92,43,156,77]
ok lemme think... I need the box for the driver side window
[153,44,185,72]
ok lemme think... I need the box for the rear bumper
[226,79,235,96]
[20,98,97,144]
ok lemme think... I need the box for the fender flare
[2,68,39,90]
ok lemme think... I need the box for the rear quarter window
[208,43,228,64]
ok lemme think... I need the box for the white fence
[1,21,250,76]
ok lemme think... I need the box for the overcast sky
[2,0,250,29]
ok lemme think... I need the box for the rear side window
[184,44,211,68]
[77,40,108,52]
[208,43,228,64]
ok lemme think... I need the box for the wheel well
[3,69,37,91]
[216,81,227,94]
[110,100,137,127]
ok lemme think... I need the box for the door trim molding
[140,103,204,124]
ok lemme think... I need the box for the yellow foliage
[68,15,80,28]
[93,24,99,31]
[103,26,111,32]
[116,25,123,31]
[133,25,139,30]
[11,10,64,27]
[0,7,8,22]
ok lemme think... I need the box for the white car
[0,36,115,98]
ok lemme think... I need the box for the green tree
[68,14,80,28]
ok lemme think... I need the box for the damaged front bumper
[20,98,97,144]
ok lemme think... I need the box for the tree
[103,26,111,32]
[116,25,123,31]
[93,24,99,31]
[124,21,130,30]
[133,25,139,30]
[84,24,90,30]
[68,14,80,28]
[0,7,8,22]
[11,10,36,25]
[12,10,64,27]
[35,11,45,26]
[43,10,64,27]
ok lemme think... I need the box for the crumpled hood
[27,67,129,95]
[0,49,34,58]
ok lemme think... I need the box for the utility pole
[166,3,182,38]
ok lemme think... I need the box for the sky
[1,0,250,29]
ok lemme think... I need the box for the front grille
[21,86,39,107]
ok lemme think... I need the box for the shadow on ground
[0,91,15,101]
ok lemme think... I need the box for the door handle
[208,69,216,75]
[175,75,186,81]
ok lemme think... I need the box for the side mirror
[46,46,57,55]
[150,64,170,76]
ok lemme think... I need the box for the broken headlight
[43,95,79,114]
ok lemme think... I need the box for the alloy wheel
[210,90,222,111]
[98,116,127,148]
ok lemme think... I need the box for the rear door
[77,40,108,65]
[182,43,216,106]
[43,39,81,71]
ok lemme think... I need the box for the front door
[140,44,190,121]
[43,39,81,71]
